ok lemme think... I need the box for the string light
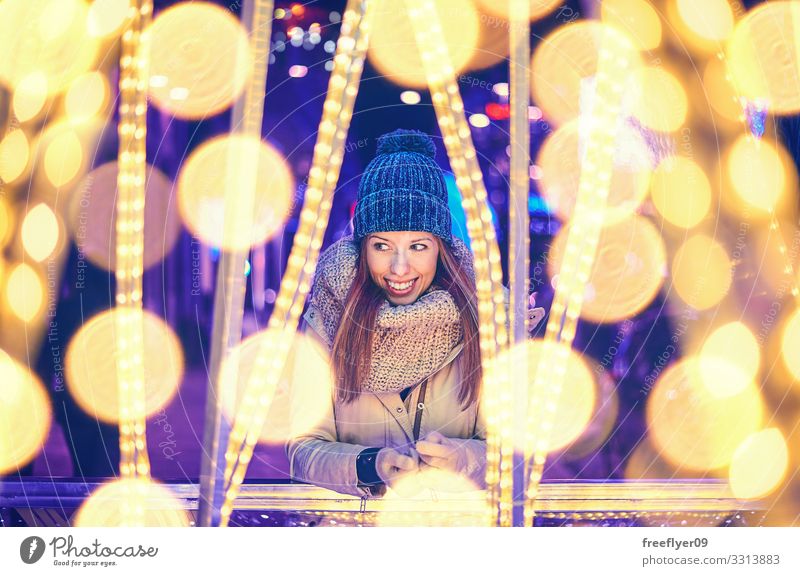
[115,0,153,504]
[405,0,511,526]
[524,25,637,527]
[218,0,373,527]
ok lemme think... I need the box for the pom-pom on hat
[353,128,452,243]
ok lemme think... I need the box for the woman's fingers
[419,454,448,469]
[420,430,447,444]
[416,439,450,458]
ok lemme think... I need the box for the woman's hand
[375,447,418,486]
[416,431,467,473]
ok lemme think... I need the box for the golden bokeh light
[675,0,734,43]
[531,22,641,126]
[500,339,596,452]
[647,358,763,471]
[727,135,786,213]
[698,321,760,398]
[87,0,132,38]
[0,198,12,248]
[630,66,688,133]
[148,2,253,119]
[65,72,109,123]
[601,0,662,51]
[649,156,711,228]
[68,162,181,271]
[465,7,509,72]
[474,0,562,22]
[548,216,666,324]
[781,308,800,381]
[0,129,30,184]
[702,57,744,123]
[0,0,98,94]
[537,118,652,225]
[21,203,60,263]
[729,428,789,500]
[375,468,489,527]
[42,125,84,188]
[177,135,294,251]
[368,0,480,89]
[13,72,48,122]
[65,309,184,424]
[5,263,44,322]
[727,1,800,115]
[221,331,334,444]
[671,234,732,311]
[562,368,619,459]
[74,478,191,527]
[0,349,51,475]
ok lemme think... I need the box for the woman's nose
[390,253,410,276]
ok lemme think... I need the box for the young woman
[286,129,487,497]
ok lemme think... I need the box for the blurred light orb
[675,0,734,43]
[0,350,51,474]
[43,125,84,188]
[0,129,30,184]
[727,1,800,114]
[400,90,421,105]
[148,2,253,119]
[467,7,510,72]
[475,0,562,22]
[647,358,764,471]
[729,428,789,500]
[703,58,744,123]
[65,309,184,424]
[531,22,641,126]
[698,322,760,398]
[547,215,666,324]
[13,72,48,122]
[650,156,711,228]
[21,203,59,262]
[0,198,12,248]
[537,118,652,225]
[562,368,619,459]
[0,0,98,95]
[671,234,732,311]
[781,308,800,381]
[74,478,191,527]
[601,0,662,51]
[376,468,488,527]
[368,0,479,89]
[87,0,131,38]
[65,72,109,123]
[68,162,181,271]
[221,331,333,444]
[469,113,490,128]
[177,135,294,251]
[630,67,688,133]
[5,263,44,322]
[499,339,596,452]
[727,136,786,213]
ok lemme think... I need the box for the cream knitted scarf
[306,234,476,394]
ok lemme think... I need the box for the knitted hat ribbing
[353,129,452,243]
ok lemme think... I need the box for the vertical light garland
[197,0,273,528]
[508,0,530,528]
[404,0,511,526]
[523,26,635,526]
[115,0,153,489]
[217,0,373,527]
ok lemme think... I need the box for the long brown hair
[331,236,482,407]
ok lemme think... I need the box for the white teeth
[387,279,414,291]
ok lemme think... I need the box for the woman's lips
[385,277,417,296]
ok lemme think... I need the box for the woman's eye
[372,242,388,251]
[411,243,428,251]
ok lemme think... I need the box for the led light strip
[508,0,531,527]
[196,0,274,528]
[218,0,373,527]
[115,0,153,488]
[404,0,512,526]
[523,26,634,527]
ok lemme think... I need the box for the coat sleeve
[452,397,487,489]
[284,308,375,498]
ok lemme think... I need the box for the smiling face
[365,231,440,305]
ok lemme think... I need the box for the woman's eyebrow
[411,237,432,243]
[371,235,392,243]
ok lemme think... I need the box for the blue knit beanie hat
[353,129,452,244]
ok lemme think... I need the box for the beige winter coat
[285,306,487,498]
